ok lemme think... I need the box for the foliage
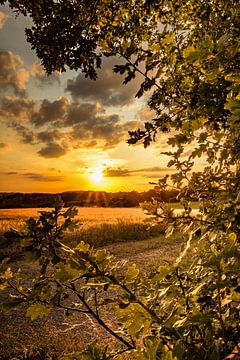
[0,0,240,358]
[1,202,240,359]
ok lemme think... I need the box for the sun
[89,165,105,183]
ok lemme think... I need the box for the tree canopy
[1,1,240,359]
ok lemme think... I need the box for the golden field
[0,207,146,232]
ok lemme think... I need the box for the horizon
[0,188,157,194]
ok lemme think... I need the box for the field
[0,206,186,359]
[0,207,147,233]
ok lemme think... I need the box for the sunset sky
[0,4,201,193]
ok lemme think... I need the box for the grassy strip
[65,220,165,248]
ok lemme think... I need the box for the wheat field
[0,207,146,232]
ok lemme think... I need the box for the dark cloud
[36,130,68,158]
[1,171,63,181]
[0,51,29,95]
[0,96,35,119]
[10,122,35,144]
[65,58,141,107]
[48,167,61,173]
[0,95,130,154]
[70,115,125,149]
[37,129,62,143]
[38,143,68,158]
[103,166,175,177]
[134,166,174,173]
[66,102,104,126]
[31,96,69,127]
[23,172,63,182]
[0,90,142,157]
[66,102,127,149]
[103,168,131,177]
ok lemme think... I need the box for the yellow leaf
[125,264,139,282]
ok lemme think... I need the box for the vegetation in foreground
[0,205,181,359]
[0,199,239,359]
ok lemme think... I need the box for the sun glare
[89,165,105,183]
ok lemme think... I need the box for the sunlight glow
[89,165,105,183]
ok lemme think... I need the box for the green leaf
[95,249,107,263]
[75,241,90,253]
[26,304,50,320]
[125,264,139,282]
[144,336,160,360]
[55,263,80,282]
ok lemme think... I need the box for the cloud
[31,96,69,127]
[65,102,129,149]
[133,166,174,173]
[70,113,126,149]
[65,58,141,107]
[0,92,142,157]
[66,101,104,126]
[0,95,131,155]
[2,171,63,182]
[23,172,63,182]
[31,62,60,86]
[36,129,63,143]
[0,51,29,95]
[0,11,8,30]
[103,165,175,177]
[0,96,35,120]
[10,122,35,144]
[103,168,131,177]
[0,142,11,151]
[38,143,68,158]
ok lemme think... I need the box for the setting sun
[89,165,105,183]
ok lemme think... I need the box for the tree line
[0,188,180,208]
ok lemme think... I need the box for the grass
[66,220,166,248]
[0,206,186,359]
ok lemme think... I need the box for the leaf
[144,336,160,360]
[125,264,139,282]
[161,32,175,46]
[26,304,50,320]
[1,267,13,280]
[228,232,237,243]
[55,263,80,282]
[95,249,107,263]
[75,241,90,253]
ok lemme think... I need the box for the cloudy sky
[0,4,177,193]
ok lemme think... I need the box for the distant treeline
[0,189,180,209]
